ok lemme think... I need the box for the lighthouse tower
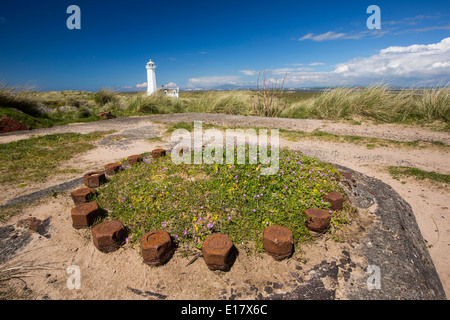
[146,59,157,96]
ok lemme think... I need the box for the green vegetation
[280,129,449,150]
[93,88,117,106]
[0,106,52,129]
[0,83,45,117]
[0,131,114,186]
[163,121,222,134]
[281,85,450,124]
[388,166,450,184]
[249,70,287,117]
[0,84,104,128]
[1,84,448,131]
[94,146,353,254]
[160,122,449,151]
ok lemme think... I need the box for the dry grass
[280,85,450,124]
[249,70,288,117]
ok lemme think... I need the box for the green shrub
[76,106,93,118]
[94,89,117,106]
[65,97,86,108]
[0,84,44,117]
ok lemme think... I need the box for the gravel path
[1,113,449,144]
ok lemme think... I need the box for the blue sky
[0,0,449,91]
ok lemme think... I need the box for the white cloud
[282,37,450,86]
[332,37,450,80]
[298,30,389,41]
[240,67,315,77]
[136,82,147,88]
[186,38,450,88]
[299,31,346,41]
[410,24,450,32]
[239,70,258,76]
[384,14,442,26]
[299,14,448,42]
[298,31,367,41]
[271,67,315,74]
[164,82,177,87]
[309,62,325,66]
[186,76,241,88]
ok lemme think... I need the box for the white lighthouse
[146,59,157,96]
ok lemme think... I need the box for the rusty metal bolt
[71,202,99,229]
[104,162,121,175]
[140,230,174,266]
[263,225,294,260]
[152,148,166,159]
[340,171,353,180]
[70,187,96,206]
[83,171,106,188]
[127,155,142,165]
[323,191,344,211]
[92,220,127,253]
[304,208,331,233]
[202,233,235,271]
[17,217,42,233]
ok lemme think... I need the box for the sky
[0,0,449,91]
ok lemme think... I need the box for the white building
[160,85,179,98]
[146,59,157,96]
[146,59,179,98]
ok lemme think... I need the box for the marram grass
[2,84,448,129]
[280,85,450,124]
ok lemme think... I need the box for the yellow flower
[194,225,199,231]
[255,166,260,171]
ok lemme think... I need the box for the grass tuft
[94,88,117,106]
[0,83,46,117]
[388,166,450,184]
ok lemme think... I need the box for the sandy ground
[0,114,448,299]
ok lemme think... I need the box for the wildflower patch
[93,145,352,254]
